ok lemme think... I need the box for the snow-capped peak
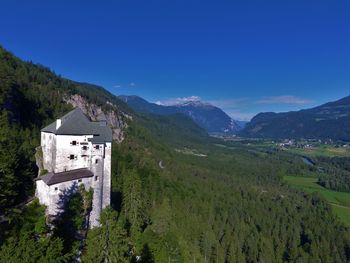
[175,100,212,107]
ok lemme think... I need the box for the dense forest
[314,156,350,193]
[1,46,350,262]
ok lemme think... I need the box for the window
[95,145,100,150]
[54,187,58,191]
[95,176,98,181]
[71,141,77,145]
[82,146,88,150]
[95,159,99,164]
[78,179,82,183]
[69,155,75,160]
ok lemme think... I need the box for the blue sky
[0,0,349,120]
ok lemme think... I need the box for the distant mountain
[119,95,242,134]
[240,95,350,140]
[235,120,248,130]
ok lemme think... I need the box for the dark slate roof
[98,112,107,121]
[37,168,94,186]
[85,122,111,143]
[41,108,112,142]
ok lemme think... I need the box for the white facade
[35,108,112,228]
[36,176,94,215]
[41,133,105,173]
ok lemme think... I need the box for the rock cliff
[65,94,131,142]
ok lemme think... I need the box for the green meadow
[284,175,350,226]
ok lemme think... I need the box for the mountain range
[119,94,350,141]
[119,95,245,134]
[240,95,350,141]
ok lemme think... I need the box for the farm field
[286,146,350,157]
[284,175,350,226]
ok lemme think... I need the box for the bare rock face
[65,94,131,143]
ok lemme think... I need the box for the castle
[35,108,112,228]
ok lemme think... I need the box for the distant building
[35,108,112,228]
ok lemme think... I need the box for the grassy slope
[284,175,350,226]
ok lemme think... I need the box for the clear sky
[1,0,349,120]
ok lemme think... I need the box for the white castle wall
[36,180,50,208]
[41,132,56,172]
[89,155,104,227]
[54,135,94,173]
[102,142,112,208]
[42,132,106,172]
[36,177,94,215]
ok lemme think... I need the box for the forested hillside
[240,96,350,140]
[1,46,350,262]
[314,156,350,193]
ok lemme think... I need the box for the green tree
[151,197,171,237]
[0,113,21,211]
[122,168,144,237]
[82,207,129,263]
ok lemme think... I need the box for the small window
[69,155,75,160]
[82,146,88,150]
[95,159,99,164]
[95,176,98,181]
[54,187,58,191]
[95,145,100,150]
[71,141,77,145]
[78,179,82,183]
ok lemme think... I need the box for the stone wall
[54,135,94,173]
[36,177,94,215]
[102,142,112,209]
[41,132,56,172]
[89,155,104,227]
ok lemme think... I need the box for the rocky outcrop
[65,94,131,143]
[35,146,44,176]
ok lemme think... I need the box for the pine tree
[122,168,144,237]
[0,113,21,211]
[151,197,171,237]
[82,228,105,263]
[82,207,129,263]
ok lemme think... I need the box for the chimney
[56,119,62,130]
